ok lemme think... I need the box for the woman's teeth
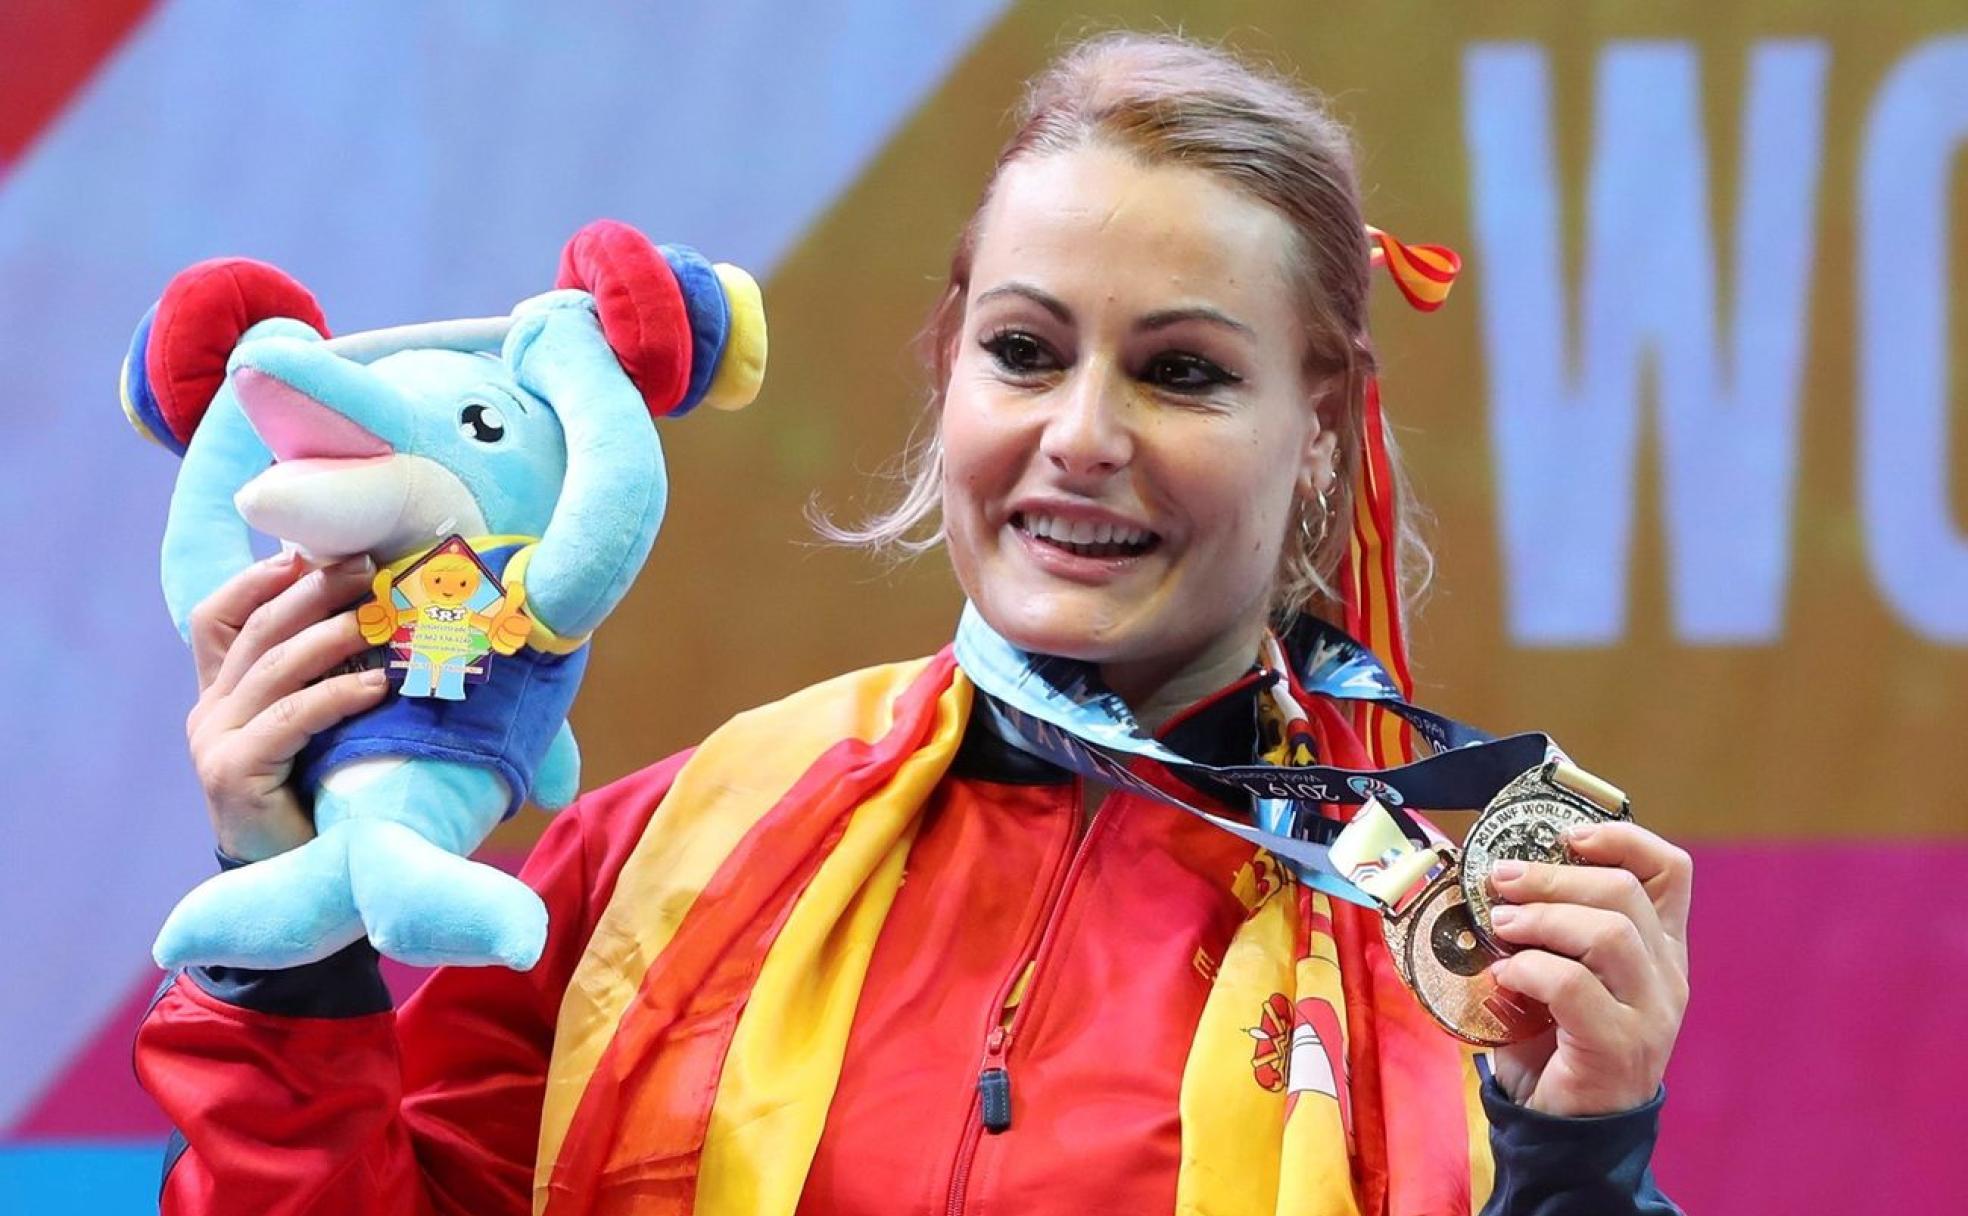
[1015,511,1158,557]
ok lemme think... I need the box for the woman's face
[942,143,1338,694]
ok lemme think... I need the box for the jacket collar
[948,661,1279,791]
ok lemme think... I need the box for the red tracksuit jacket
[135,672,1672,1215]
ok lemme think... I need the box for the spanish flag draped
[530,654,1487,1215]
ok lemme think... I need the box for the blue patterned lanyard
[952,603,1559,909]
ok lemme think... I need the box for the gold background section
[500,1,1968,848]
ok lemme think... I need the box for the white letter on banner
[1860,37,1968,643]
[1463,42,1826,645]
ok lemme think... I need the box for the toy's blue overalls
[298,539,588,818]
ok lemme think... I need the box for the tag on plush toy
[357,536,531,701]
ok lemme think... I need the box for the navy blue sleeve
[178,850,395,1018]
[184,937,393,1018]
[1481,1073,1680,1216]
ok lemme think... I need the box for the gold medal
[1395,871,1553,1046]
[1460,761,1632,950]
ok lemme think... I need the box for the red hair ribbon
[1343,226,1463,765]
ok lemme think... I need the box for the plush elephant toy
[122,220,765,971]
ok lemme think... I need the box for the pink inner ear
[233,367,391,461]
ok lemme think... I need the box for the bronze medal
[1460,762,1632,949]
[1400,872,1553,1046]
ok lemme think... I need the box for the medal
[1460,760,1631,950]
[1373,844,1547,1046]
[1370,759,1632,1046]
[1391,872,1553,1045]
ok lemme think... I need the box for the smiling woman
[821,36,1433,729]
[943,144,1336,719]
[136,29,1686,1216]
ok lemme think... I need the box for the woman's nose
[1040,366,1132,480]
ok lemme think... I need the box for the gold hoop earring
[1298,484,1332,553]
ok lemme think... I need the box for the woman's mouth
[1011,510,1161,559]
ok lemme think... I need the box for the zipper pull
[978,1027,1012,1134]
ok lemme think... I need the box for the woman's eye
[1143,352,1238,393]
[459,401,506,443]
[982,330,1058,376]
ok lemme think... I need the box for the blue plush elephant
[124,222,765,971]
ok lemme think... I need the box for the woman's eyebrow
[1136,306,1254,338]
[972,282,1073,324]
[970,286,1252,340]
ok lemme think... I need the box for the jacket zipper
[977,1024,1014,1133]
[942,671,1272,1215]
[944,776,1117,1216]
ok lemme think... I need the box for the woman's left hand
[1486,821,1693,1117]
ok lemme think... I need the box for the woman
[137,32,1688,1216]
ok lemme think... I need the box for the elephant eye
[459,401,506,444]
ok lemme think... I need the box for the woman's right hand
[184,551,391,862]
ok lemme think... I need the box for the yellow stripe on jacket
[696,675,968,1213]
[534,656,959,1214]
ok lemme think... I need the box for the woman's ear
[1298,379,1344,500]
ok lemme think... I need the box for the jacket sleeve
[134,753,689,1216]
[1480,1073,1681,1216]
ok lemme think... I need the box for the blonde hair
[816,30,1433,624]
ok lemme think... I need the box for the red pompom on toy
[142,259,328,449]
[554,220,694,418]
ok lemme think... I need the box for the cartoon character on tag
[357,536,531,700]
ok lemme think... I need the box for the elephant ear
[555,220,692,418]
[554,220,766,418]
[121,259,328,456]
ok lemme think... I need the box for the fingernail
[1491,905,1520,928]
[1565,824,1598,845]
[1492,860,1527,882]
[361,667,388,687]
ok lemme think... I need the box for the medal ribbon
[953,603,1560,910]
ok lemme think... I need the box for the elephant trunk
[504,296,667,640]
